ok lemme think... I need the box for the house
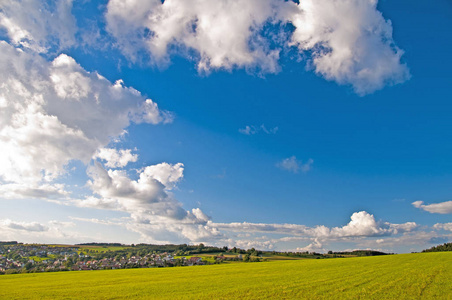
[187,257,203,266]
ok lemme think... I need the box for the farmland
[1,252,450,299]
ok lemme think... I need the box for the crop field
[0,252,450,299]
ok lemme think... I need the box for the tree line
[422,242,452,252]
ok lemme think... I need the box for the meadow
[0,252,450,299]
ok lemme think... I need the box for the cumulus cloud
[330,211,417,237]
[84,162,181,212]
[209,211,419,251]
[433,223,452,232]
[210,211,418,238]
[0,0,77,53]
[412,200,452,214]
[72,161,221,244]
[105,0,409,93]
[106,0,282,72]
[0,41,171,193]
[94,148,139,168]
[286,0,410,94]
[277,156,313,173]
[296,239,324,253]
[239,124,278,135]
[331,211,387,237]
[212,211,417,239]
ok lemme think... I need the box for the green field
[1,252,450,299]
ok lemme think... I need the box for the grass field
[0,252,450,299]
[27,255,56,262]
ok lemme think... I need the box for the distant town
[0,241,396,275]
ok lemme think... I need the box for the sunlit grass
[1,252,450,299]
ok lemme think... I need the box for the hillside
[0,252,450,299]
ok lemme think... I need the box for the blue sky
[0,0,451,253]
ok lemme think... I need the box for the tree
[64,258,73,268]
[24,262,33,270]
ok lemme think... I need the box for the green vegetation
[0,252,450,299]
[27,255,56,262]
[422,242,452,253]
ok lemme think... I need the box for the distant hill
[422,242,452,252]
[331,250,390,256]
[0,241,19,245]
[76,243,123,247]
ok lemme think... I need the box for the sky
[0,0,451,253]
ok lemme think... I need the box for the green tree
[64,258,73,268]
[24,262,33,270]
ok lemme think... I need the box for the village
[0,243,246,274]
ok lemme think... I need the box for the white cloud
[85,162,184,211]
[286,0,410,94]
[0,183,68,200]
[72,161,221,244]
[239,124,278,135]
[94,148,139,168]
[0,218,85,243]
[356,231,451,252]
[331,211,386,237]
[412,200,452,214]
[389,222,418,234]
[140,162,185,188]
[296,239,324,253]
[229,239,275,251]
[330,211,417,237]
[277,156,313,173]
[105,0,409,94]
[0,41,171,195]
[0,219,48,232]
[106,0,282,72]
[212,211,417,239]
[213,221,311,236]
[69,216,124,226]
[433,223,452,232]
[0,0,77,53]
[208,211,419,252]
[48,220,75,228]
